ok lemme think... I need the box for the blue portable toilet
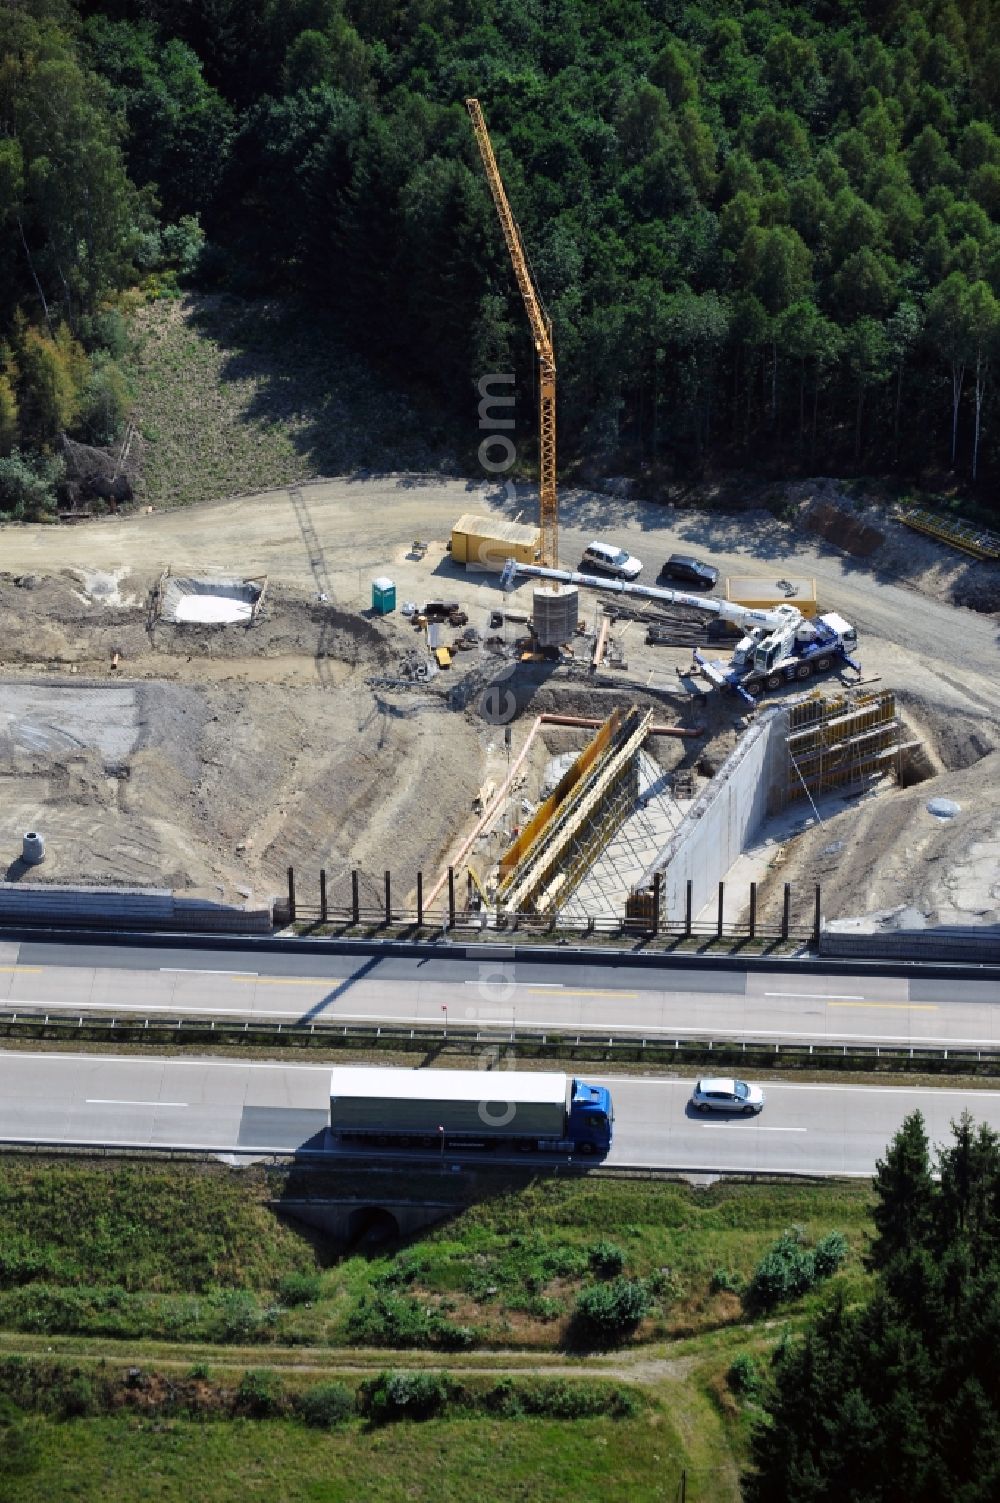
[372,577,396,614]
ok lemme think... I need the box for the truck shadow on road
[297,955,383,1021]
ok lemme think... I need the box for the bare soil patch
[753,694,999,930]
[0,472,995,923]
[0,573,483,903]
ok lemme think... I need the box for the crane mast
[466,97,558,570]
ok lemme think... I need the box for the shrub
[76,351,130,446]
[589,1240,626,1278]
[710,1267,744,1295]
[345,1292,433,1346]
[278,1271,322,1307]
[0,1240,75,1288]
[57,1374,95,1419]
[235,1369,285,1419]
[745,1230,847,1311]
[360,1371,450,1424]
[0,1359,107,1419]
[501,1377,639,1420]
[572,1278,650,1346]
[813,1231,848,1279]
[482,1377,521,1416]
[727,1353,761,1400]
[746,1234,816,1309]
[87,307,129,360]
[0,449,62,519]
[296,1381,354,1428]
[161,215,206,278]
[0,1397,38,1478]
[373,1253,423,1290]
[0,1283,131,1336]
[345,1292,476,1350]
[432,1320,477,1351]
[646,1266,682,1302]
[211,1290,266,1342]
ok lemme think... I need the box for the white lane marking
[86,1099,188,1108]
[464,979,567,989]
[765,992,864,1001]
[160,968,257,977]
[693,1124,807,1133]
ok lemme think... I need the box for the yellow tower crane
[466,97,558,571]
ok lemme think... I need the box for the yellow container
[725,577,818,618]
[451,513,540,571]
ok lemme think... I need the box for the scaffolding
[559,753,690,923]
[898,507,1000,561]
[772,688,907,811]
[497,706,652,914]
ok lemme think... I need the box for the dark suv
[657,554,719,590]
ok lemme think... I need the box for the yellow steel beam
[499,711,620,881]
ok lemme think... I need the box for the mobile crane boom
[502,560,799,630]
[501,559,860,700]
[466,98,558,570]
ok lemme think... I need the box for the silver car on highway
[692,1077,765,1116]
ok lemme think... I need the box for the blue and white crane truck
[501,561,860,704]
[329,1067,614,1157]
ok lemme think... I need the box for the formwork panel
[498,707,651,913]
[775,689,902,810]
[532,584,579,647]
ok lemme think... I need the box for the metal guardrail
[2,1008,997,1071]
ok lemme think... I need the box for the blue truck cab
[568,1078,614,1155]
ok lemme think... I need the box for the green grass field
[0,1159,874,1349]
[0,1156,876,1499]
[0,1410,712,1503]
[124,293,446,507]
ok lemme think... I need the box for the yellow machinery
[466,98,558,570]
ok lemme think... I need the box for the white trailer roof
[329,1067,567,1105]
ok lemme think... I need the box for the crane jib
[466,98,558,571]
[502,559,803,632]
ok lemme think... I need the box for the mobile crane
[500,560,860,702]
[466,98,558,570]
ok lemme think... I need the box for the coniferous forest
[2,0,1000,515]
[746,1111,1000,1502]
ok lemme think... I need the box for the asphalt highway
[1,939,997,1049]
[1,1048,998,1175]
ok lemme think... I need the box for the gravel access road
[2,476,996,701]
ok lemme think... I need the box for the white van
[580,541,643,580]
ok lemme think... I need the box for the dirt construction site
[0,474,996,933]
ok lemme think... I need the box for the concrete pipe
[21,831,45,865]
